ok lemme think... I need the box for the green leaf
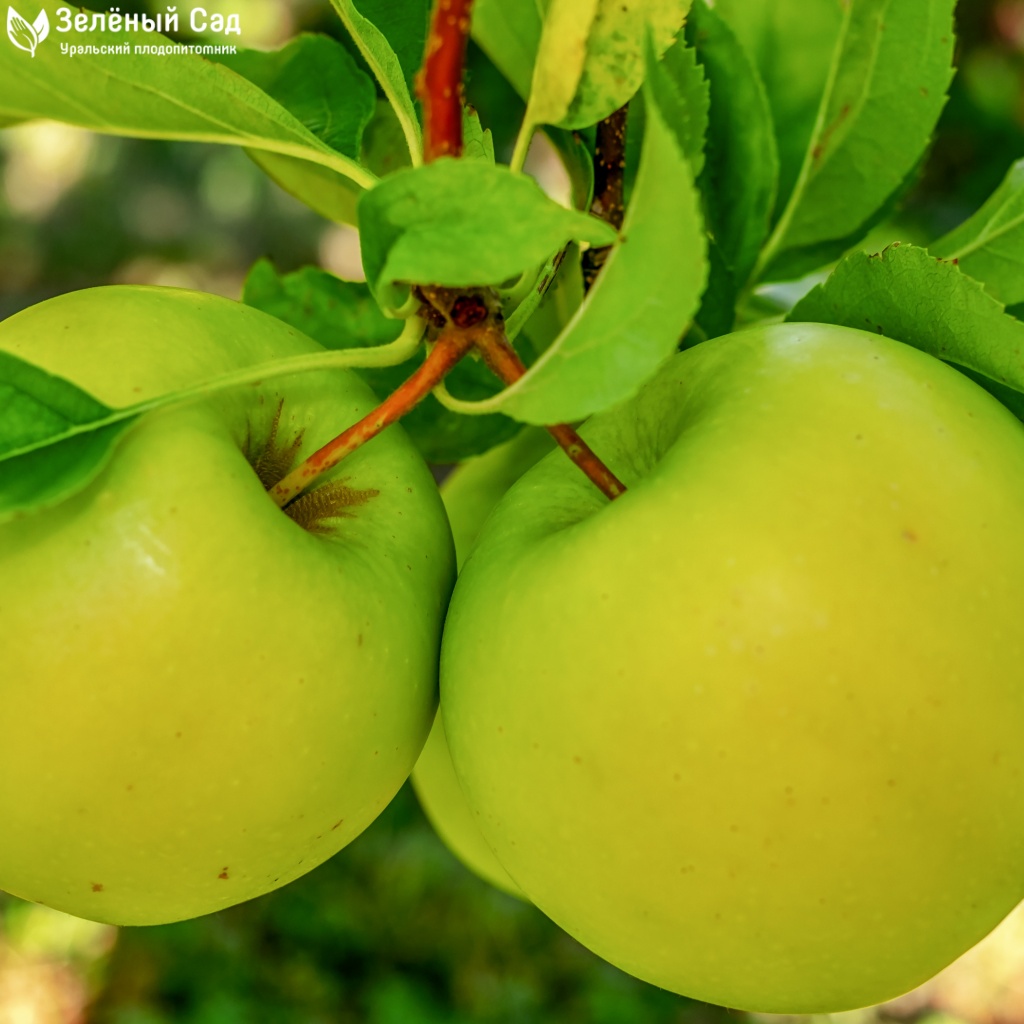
[454,40,707,425]
[767,150,928,283]
[691,238,737,342]
[472,0,544,100]
[247,151,361,226]
[525,0,692,131]
[248,102,411,228]
[242,260,521,462]
[242,259,402,350]
[1,425,136,526]
[1,351,110,455]
[931,160,1024,307]
[468,7,595,215]
[348,0,431,94]
[0,0,375,191]
[358,159,618,310]
[689,0,777,289]
[0,351,138,523]
[713,0,843,224]
[757,0,956,281]
[215,34,376,159]
[330,0,423,164]
[545,127,595,210]
[649,32,709,178]
[523,0,597,131]
[518,245,586,359]
[788,244,1024,420]
[623,91,646,205]
[362,100,414,178]
[463,108,496,163]
[216,34,376,226]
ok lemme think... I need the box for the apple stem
[473,328,627,502]
[583,106,629,291]
[268,330,475,507]
[418,0,476,162]
[265,303,626,506]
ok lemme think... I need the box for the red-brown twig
[417,0,475,162]
[474,328,627,502]
[269,331,475,507]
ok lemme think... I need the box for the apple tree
[4,0,1024,1013]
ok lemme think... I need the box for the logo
[7,6,49,56]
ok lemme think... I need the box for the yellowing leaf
[525,0,692,133]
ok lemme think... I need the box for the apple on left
[0,286,455,925]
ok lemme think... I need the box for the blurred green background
[2,0,1024,1021]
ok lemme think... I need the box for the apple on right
[439,322,1024,1014]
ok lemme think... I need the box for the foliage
[242,260,524,462]
[789,243,1024,420]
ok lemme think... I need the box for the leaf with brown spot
[758,0,956,281]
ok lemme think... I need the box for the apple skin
[0,286,455,925]
[438,429,555,573]
[413,430,552,898]
[413,713,522,898]
[440,323,1024,1013]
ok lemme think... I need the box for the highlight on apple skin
[0,285,455,926]
[439,322,1024,1014]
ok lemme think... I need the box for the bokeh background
[3,0,1024,1021]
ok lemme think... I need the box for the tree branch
[265,4,627,507]
[473,328,627,502]
[417,0,476,162]
[268,331,475,507]
[583,105,629,291]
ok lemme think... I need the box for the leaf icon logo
[7,7,49,57]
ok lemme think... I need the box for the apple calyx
[284,480,380,535]
[245,398,380,535]
[246,399,305,489]
[268,326,478,507]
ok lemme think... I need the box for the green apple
[412,429,552,898]
[439,429,556,572]
[440,322,1024,1013]
[0,286,454,926]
